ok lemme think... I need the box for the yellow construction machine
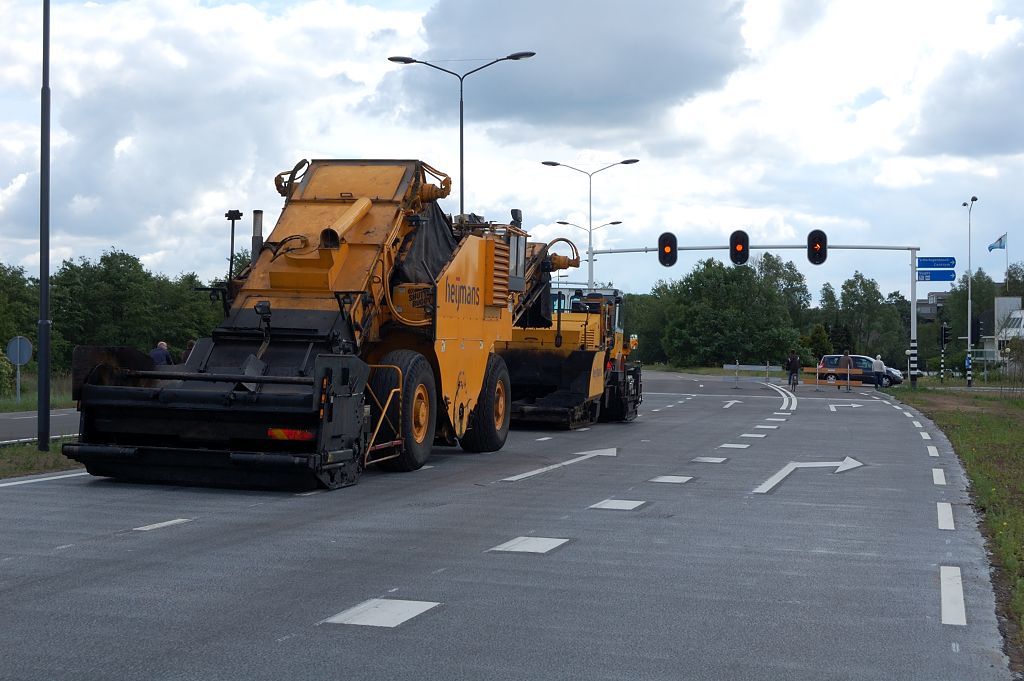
[63,159,578,489]
[499,287,642,429]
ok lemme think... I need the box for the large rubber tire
[881,375,892,388]
[369,350,436,472]
[460,354,511,453]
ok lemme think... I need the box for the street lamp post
[963,195,978,387]
[556,220,622,282]
[542,159,638,290]
[388,51,535,221]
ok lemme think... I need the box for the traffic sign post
[5,335,33,404]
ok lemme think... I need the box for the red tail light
[267,428,315,441]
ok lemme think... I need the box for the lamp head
[971,196,978,203]
[388,56,417,64]
[609,221,622,225]
[963,202,968,207]
[556,220,570,225]
[620,158,640,165]
[542,161,561,167]
[506,51,536,60]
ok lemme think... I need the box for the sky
[1,0,1022,306]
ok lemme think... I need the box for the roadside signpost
[917,257,956,269]
[917,270,957,282]
[5,336,33,403]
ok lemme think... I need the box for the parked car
[817,354,903,387]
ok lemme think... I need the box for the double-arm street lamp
[388,51,535,221]
[557,220,622,283]
[963,195,978,387]
[542,159,638,290]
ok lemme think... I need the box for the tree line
[2,249,1022,394]
[624,254,1024,372]
[0,251,226,378]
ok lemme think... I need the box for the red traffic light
[729,230,749,265]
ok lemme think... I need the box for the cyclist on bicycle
[785,349,801,390]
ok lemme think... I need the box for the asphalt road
[0,371,1011,680]
[0,408,79,444]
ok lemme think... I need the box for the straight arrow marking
[502,448,617,482]
[752,457,863,494]
[723,400,742,408]
[828,403,862,412]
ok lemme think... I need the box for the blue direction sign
[918,269,956,282]
[918,256,956,269]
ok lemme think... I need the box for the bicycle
[788,371,798,391]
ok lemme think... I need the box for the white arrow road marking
[828,403,862,412]
[752,457,863,494]
[502,448,617,482]
[723,400,742,409]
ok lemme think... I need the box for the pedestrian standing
[872,354,885,390]
[838,350,853,392]
[150,341,173,366]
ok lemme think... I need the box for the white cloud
[0,0,1020,311]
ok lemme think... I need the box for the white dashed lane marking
[927,446,939,457]
[489,537,569,554]
[920,432,932,440]
[755,425,778,429]
[937,503,955,530]
[323,599,440,627]
[940,567,967,626]
[693,457,727,463]
[740,433,766,438]
[133,518,192,532]
[650,476,692,484]
[718,444,749,449]
[913,421,923,428]
[933,469,946,486]
[590,499,646,511]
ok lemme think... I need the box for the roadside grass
[0,438,80,480]
[897,388,1024,666]
[0,372,75,413]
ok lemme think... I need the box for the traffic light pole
[595,241,922,388]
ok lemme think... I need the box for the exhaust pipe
[251,210,264,265]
